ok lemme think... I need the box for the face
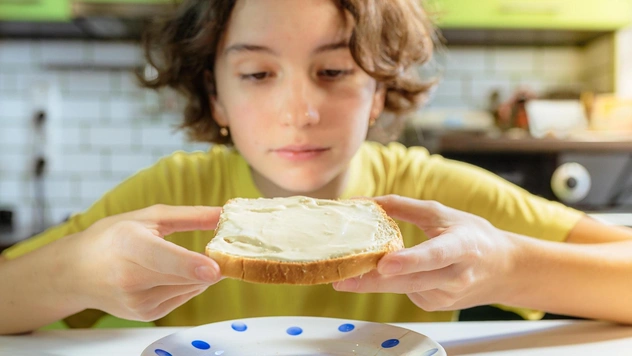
[211,0,385,196]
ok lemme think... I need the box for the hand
[68,205,222,322]
[333,195,519,312]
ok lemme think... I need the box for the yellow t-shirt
[3,141,583,326]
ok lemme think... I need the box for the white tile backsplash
[0,152,30,175]
[0,42,35,66]
[0,178,22,202]
[0,72,16,92]
[0,126,30,146]
[58,153,104,173]
[91,42,143,67]
[141,126,186,147]
[66,72,113,93]
[89,127,134,147]
[40,41,88,66]
[444,48,488,72]
[107,95,146,123]
[426,45,596,110]
[491,48,537,74]
[61,97,103,123]
[539,47,583,78]
[108,152,157,174]
[0,96,28,119]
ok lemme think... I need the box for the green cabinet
[430,0,632,30]
[76,0,173,3]
[0,0,70,22]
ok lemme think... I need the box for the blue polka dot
[338,323,355,332]
[191,340,211,350]
[231,322,247,332]
[381,339,400,348]
[286,326,303,336]
[154,349,172,356]
[422,348,439,356]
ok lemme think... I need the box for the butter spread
[207,196,381,261]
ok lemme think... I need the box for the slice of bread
[205,196,404,285]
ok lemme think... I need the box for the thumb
[135,204,222,236]
[373,195,455,237]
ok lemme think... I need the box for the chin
[272,172,336,196]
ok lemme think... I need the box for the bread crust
[206,198,404,285]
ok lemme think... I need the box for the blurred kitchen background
[1,0,632,250]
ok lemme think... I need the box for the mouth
[272,145,330,161]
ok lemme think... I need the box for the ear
[205,70,228,127]
[370,83,386,120]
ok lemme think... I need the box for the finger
[373,195,454,229]
[121,266,216,289]
[144,283,210,311]
[151,286,207,321]
[122,229,221,283]
[333,266,456,294]
[377,234,465,275]
[407,290,456,312]
[141,205,223,236]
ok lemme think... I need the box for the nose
[279,74,320,127]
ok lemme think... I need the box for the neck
[251,167,350,200]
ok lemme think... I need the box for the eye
[318,69,353,80]
[240,72,271,81]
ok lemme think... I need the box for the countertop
[439,132,632,153]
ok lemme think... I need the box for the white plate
[141,316,445,356]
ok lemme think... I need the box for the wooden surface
[439,133,632,153]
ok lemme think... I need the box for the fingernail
[195,266,219,283]
[379,261,402,275]
[334,278,359,291]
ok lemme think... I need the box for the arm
[334,195,632,325]
[566,215,632,244]
[509,229,632,324]
[1,232,88,335]
[0,205,222,335]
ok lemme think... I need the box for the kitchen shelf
[439,133,632,153]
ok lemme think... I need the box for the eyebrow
[223,40,349,57]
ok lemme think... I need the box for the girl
[2,0,632,335]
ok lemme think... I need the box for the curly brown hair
[139,0,436,145]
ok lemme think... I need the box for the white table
[1,320,632,355]
[588,212,632,227]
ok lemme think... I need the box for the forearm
[505,234,632,324]
[0,234,86,335]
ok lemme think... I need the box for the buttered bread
[206,196,404,285]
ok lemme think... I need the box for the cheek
[223,90,272,131]
[323,79,376,124]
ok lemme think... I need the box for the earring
[369,117,377,127]
[219,126,229,137]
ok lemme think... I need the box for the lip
[273,145,330,161]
